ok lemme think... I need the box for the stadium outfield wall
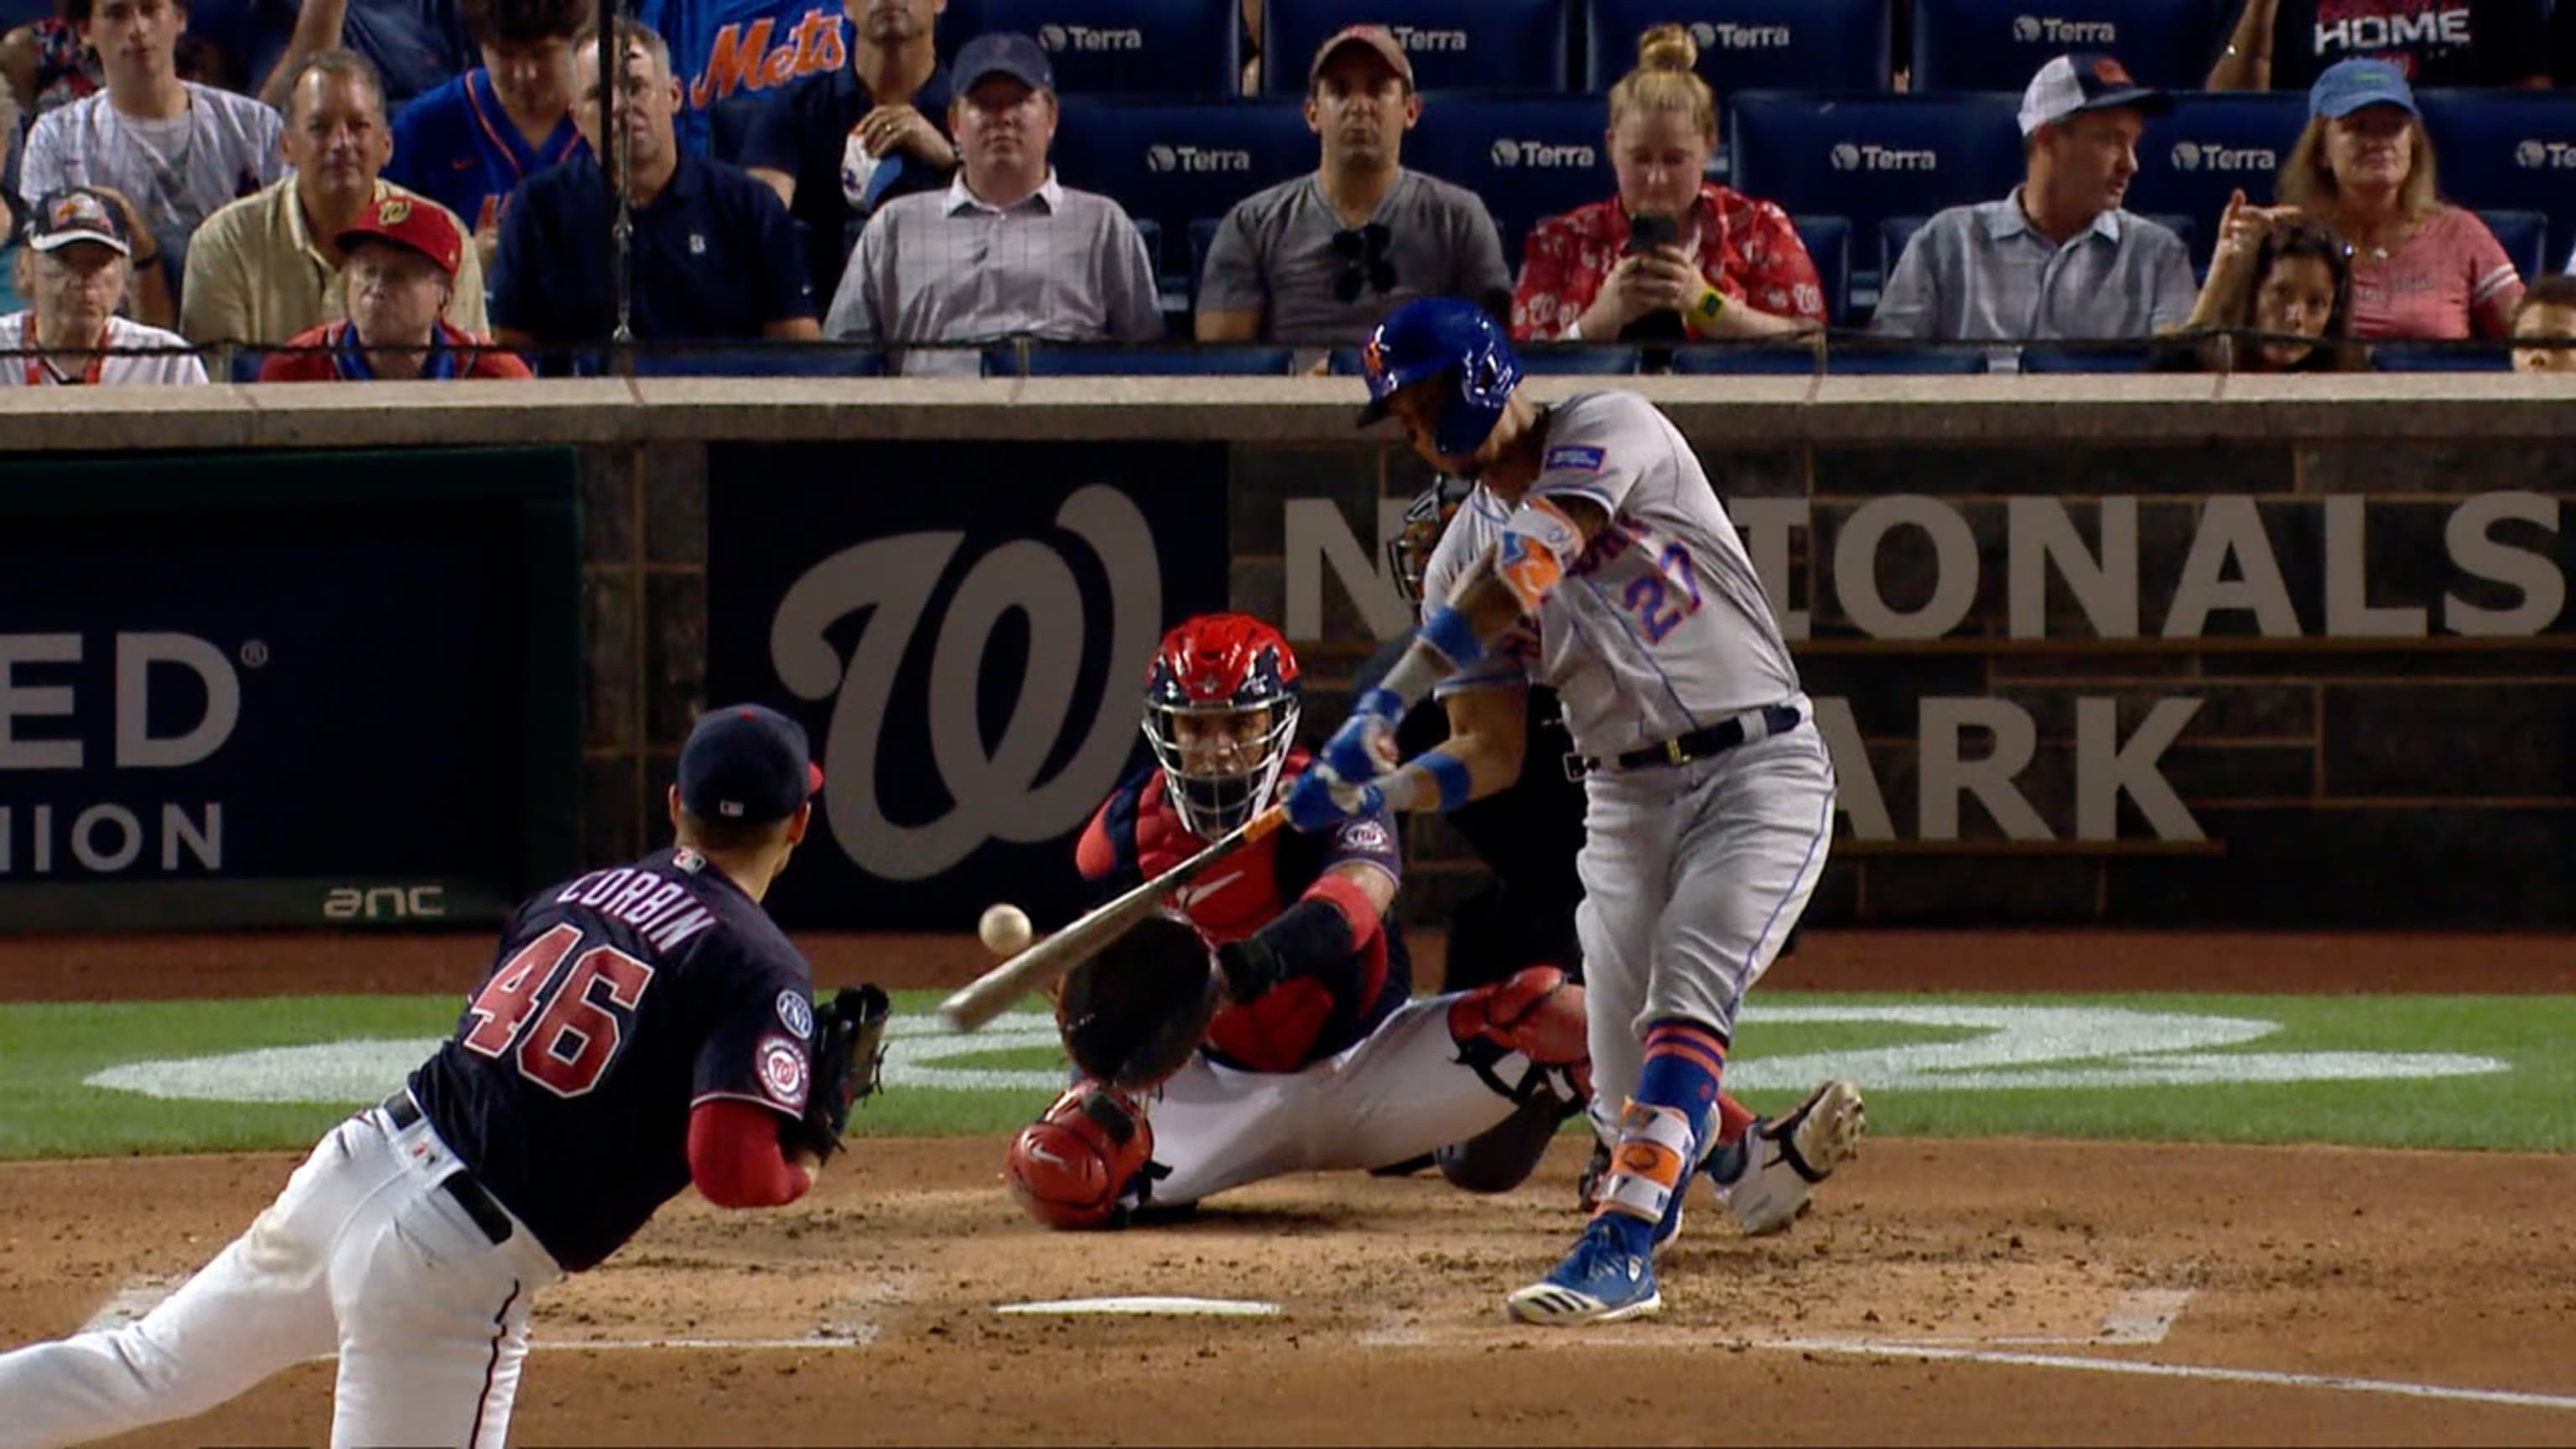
[0,375,2568,932]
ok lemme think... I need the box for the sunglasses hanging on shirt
[1331,222,1396,304]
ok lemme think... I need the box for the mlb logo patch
[1543,445,1604,473]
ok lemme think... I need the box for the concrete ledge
[0,373,2568,452]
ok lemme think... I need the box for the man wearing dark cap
[260,194,532,378]
[823,30,1157,374]
[0,704,874,1446]
[1874,53,2196,346]
[0,186,205,385]
[1197,23,1509,349]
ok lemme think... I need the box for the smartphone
[1625,213,1680,256]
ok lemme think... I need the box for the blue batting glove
[1283,767,1384,834]
[1318,688,1402,785]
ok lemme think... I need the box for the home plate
[995,1296,1282,1317]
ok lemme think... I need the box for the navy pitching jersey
[410,845,817,1272]
[385,68,589,238]
[636,0,845,154]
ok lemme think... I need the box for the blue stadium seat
[990,344,1296,375]
[1261,0,1569,95]
[1673,345,1991,373]
[1793,214,1852,327]
[1910,0,2215,92]
[228,349,271,384]
[1880,214,1928,283]
[2124,91,2307,270]
[1052,99,1312,281]
[2370,343,2512,372]
[2018,344,2157,371]
[2417,90,2576,272]
[2479,210,2549,284]
[1584,0,1891,99]
[1730,91,2023,303]
[942,0,1241,96]
[635,346,888,377]
[1409,94,1613,275]
[1518,344,1643,373]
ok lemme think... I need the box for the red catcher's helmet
[1141,613,1301,839]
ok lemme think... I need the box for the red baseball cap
[336,194,464,278]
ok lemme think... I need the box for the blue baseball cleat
[1504,1218,1664,1326]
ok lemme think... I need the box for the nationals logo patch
[776,989,815,1041]
[758,1036,809,1111]
[1542,444,1605,473]
[1336,818,1393,854]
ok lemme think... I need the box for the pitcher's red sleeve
[688,1098,810,1208]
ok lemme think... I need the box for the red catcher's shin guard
[1446,965,1592,1103]
[1004,1083,1155,1230]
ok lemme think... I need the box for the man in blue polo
[489,16,819,363]
[384,0,590,275]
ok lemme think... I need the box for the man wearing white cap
[1872,53,2195,347]
[0,186,205,385]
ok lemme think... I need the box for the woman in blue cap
[2273,58,2523,340]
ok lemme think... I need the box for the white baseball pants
[0,1098,562,1449]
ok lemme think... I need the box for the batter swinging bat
[937,803,1288,1032]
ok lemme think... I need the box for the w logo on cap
[379,196,413,224]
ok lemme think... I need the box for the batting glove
[1317,688,1403,786]
[1283,767,1384,834]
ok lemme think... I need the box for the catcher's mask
[1387,476,1475,605]
[1141,612,1301,839]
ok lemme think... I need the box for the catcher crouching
[1005,612,1591,1229]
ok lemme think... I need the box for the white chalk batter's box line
[74,1280,2576,1415]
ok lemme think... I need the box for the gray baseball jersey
[1420,390,1800,759]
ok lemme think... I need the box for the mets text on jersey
[687,10,846,110]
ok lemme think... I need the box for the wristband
[1688,283,1728,334]
[1420,604,1486,667]
[1417,750,1473,813]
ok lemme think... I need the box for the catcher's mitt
[791,984,890,1164]
[1057,912,1220,1089]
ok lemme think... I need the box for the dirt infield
[4,1135,2573,1446]
[5,927,2574,1002]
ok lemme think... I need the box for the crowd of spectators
[0,0,2572,384]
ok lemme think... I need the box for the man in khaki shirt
[182,49,487,345]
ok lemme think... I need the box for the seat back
[1262,0,1569,94]
[943,0,1242,96]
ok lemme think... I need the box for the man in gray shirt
[1872,53,2196,347]
[825,30,1158,377]
[1196,23,1509,349]
[20,0,285,277]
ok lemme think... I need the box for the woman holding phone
[1509,24,1825,343]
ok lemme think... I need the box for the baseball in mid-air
[979,902,1034,956]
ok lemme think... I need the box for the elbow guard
[1495,496,1583,614]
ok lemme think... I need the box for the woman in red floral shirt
[1510,24,1825,344]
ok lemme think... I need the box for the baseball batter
[0,705,882,1446]
[1288,297,1864,1325]
[1003,612,1593,1228]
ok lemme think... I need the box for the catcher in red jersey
[1004,612,1594,1229]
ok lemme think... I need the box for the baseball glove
[791,984,891,1165]
[1057,912,1220,1089]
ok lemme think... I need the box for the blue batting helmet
[1355,297,1522,459]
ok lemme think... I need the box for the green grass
[2,990,2569,1160]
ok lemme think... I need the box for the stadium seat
[1730,91,2023,303]
[1672,345,1990,373]
[1793,214,1852,327]
[634,347,888,377]
[2480,210,2549,284]
[1518,344,1643,373]
[2417,90,2576,272]
[1052,99,1312,281]
[2370,343,2512,373]
[1261,0,1570,95]
[228,349,271,384]
[1910,0,2215,92]
[2018,344,2158,371]
[1583,0,1891,100]
[989,344,1296,375]
[1409,94,1614,275]
[2124,91,2308,271]
[941,0,1240,96]
[1880,214,1927,284]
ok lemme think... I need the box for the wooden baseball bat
[937,802,1289,1033]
